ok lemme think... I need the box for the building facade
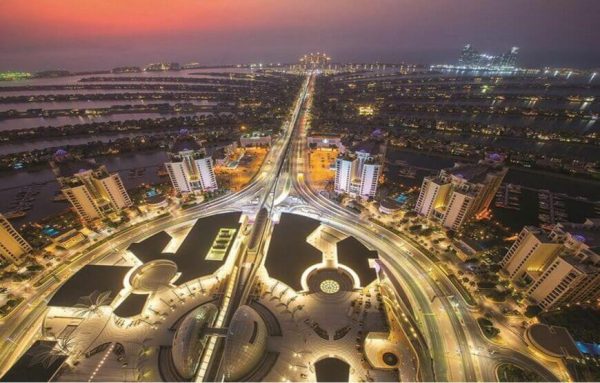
[414,161,507,230]
[501,221,600,310]
[333,144,383,198]
[0,213,33,265]
[458,44,519,69]
[59,166,132,223]
[165,136,218,194]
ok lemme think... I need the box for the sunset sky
[1,0,598,71]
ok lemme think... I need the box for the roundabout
[0,71,563,383]
[319,279,340,294]
[23,210,412,382]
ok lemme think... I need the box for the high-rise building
[359,162,381,197]
[299,52,331,70]
[50,152,132,224]
[458,44,519,69]
[60,167,132,223]
[500,226,563,280]
[334,156,354,194]
[459,44,480,67]
[501,220,600,310]
[334,142,383,198]
[499,47,519,68]
[0,213,33,265]
[165,134,218,194]
[415,160,507,230]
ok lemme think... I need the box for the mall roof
[47,264,131,307]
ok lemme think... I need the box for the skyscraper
[0,213,32,265]
[501,221,600,310]
[415,161,507,230]
[165,134,218,194]
[457,44,519,69]
[334,142,383,198]
[58,166,132,223]
[334,155,354,194]
[459,44,480,67]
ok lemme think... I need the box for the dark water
[386,149,600,200]
[1,99,218,112]
[397,112,598,135]
[0,69,249,88]
[0,112,207,131]
[0,151,169,224]
[0,132,151,155]
[397,129,600,160]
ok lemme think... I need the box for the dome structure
[129,260,178,293]
[222,305,268,381]
[171,303,218,379]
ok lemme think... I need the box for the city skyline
[1,2,599,382]
[1,0,600,71]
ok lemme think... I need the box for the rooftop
[52,158,99,178]
[265,213,322,290]
[0,341,67,382]
[48,265,131,307]
[446,164,494,183]
[127,212,241,284]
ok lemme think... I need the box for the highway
[0,75,311,379]
[0,71,562,382]
[282,73,561,382]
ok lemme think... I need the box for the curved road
[0,72,560,382]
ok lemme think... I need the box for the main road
[279,72,560,382]
[0,74,312,379]
[0,71,560,382]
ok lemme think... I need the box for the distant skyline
[1,0,599,71]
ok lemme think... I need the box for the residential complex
[414,160,507,230]
[0,213,32,265]
[501,220,600,310]
[334,142,383,198]
[56,164,132,223]
[165,135,218,194]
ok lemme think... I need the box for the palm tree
[137,338,153,357]
[197,279,206,294]
[291,305,304,319]
[72,291,116,355]
[185,283,196,297]
[73,290,112,317]
[29,336,74,369]
[278,287,289,300]
[269,281,280,294]
[55,335,76,356]
[29,344,60,369]
[287,295,298,305]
